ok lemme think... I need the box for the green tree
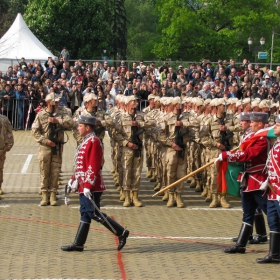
[112,0,128,60]
[125,0,160,61]
[153,0,280,62]
[0,0,28,38]
[24,0,114,59]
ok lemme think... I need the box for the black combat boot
[224,223,252,254]
[257,232,280,263]
[249,212,267,244]
[61,222,90,252]
[101,214,129,250]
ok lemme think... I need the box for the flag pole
[152,147,239,197]
[152,160,215,197]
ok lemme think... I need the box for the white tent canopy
[0,13,55,71]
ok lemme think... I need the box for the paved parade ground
[0,131,279,280]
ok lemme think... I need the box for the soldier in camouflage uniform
[32,93,73,206]
[115,95,155,207]
[142,94,156,181]
[200,98,233,208]
[0,114,14,199]
[163,97,189,207]
[199,99,212,199]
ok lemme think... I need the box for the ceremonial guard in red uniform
[231,113,267,244]
[61,116,129,252]
[257,116,280,263]
[216,112,269,254]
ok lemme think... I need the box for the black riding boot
[257,232,280,263]
[249,212,267,244]
[61,222,90,252]
[224,223,252,254]
[101,213,129,250]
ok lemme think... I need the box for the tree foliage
[125,0,160,61]
[24,0,114,59]
[0,0,28,38]
[153,0,280,62]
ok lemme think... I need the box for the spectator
[69,84,83,114]
[0,83,15,123]
[59,47,70,61]
[15,84,28,130]
[124,81,133,96]
[166,82,181,97]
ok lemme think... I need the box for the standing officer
[216,112,269,254]
[0,114,14,198]
[257,116,280,263]
[32,93,73,206]
[115,95,155,207]
[61,115,129,252]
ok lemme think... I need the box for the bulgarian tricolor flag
[217,126,276,197]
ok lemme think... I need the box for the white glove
[68,179,78,191]
[83,188,92,199]
[214,154,223,164]
[68,179,73,188]
[259,179,268,191]
[276,195,280,203]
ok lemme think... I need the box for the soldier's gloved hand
[83,188,92,199]
[259,179,268,191]
[214,154,223,164]
[276,195,280,205]
[68,179,78,191]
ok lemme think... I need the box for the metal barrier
[1,99,39,130]
[1,98,149,130]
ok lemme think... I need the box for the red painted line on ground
[0,215,268,254]
[112,216,127,280]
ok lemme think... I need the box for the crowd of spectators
[1,54,280,129]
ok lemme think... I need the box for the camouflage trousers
[38,145,62,192]
[205,148,220,194]
[0,152,6,185]
[166,148,186,194]
[122,146,143,191]
[156,144,167,189]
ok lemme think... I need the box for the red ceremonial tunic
[221,135,269,192]
[266,139,280,200]
[72,132,106,193]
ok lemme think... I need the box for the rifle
[174,98,186,158]
[48,97,63,155]
[218,101,233,151]
[131,107,144,157]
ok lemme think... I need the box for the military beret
[78,115,96,125]
[229,98,238,105]
[204,99,211,105]
[250,112,268,122]
[240,112,251,121]
[259,99,270,109]
[251,99,260,108]
[45,93,60,102]
[154,96,161,102]
[242,97,251,105]
[236,100,242,107]
[181,97,189,104]
[125,95,137,104]
[210,99,217,107]
[165,97,173,105]
[172,96,181,105]
[196,98,204,106]
[148,94,156,100]
[216,98,225,106]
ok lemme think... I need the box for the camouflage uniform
[31,101,73,205]
[0,115,14,197]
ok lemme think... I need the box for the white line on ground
[21,154,33,173]
[129,236,232,240]
[0,205,10,208]
[4,173,39,175]
[13,154,37,155]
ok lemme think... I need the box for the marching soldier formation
[19,90,280,263]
